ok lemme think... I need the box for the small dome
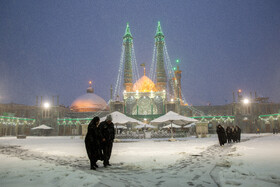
[133,75,157,92]
[71,93,108,112]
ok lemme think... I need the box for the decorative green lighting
[173,67,177,71]
[155,21,164,37]
[57,118,92,121]
[0,116,35,121]
[176,59,180,63]
[259,113,280,118]
[191,115,235,119]
[123,22,132,39]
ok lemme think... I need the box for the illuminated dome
[71,84,108,112]
[133,75,157,92]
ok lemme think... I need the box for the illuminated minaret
[123,23,133,92]
[174,60,182,104]
[155,21,167,91]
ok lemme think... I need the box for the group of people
[216,124,241,146]
[84,115,115,170]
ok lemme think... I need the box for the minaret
[123,23,133,92]
[174,61,182,104]
[155,21,167,91]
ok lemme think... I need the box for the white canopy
[31,125,53,130]
[134,124,156,129]
[162,124,181,128]
[100,111,143,125]
[115,125,127,129]
[184,122,196,128]
[150,111,198,125]
[151,111,198,140]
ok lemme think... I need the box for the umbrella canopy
[31,124,53,130]
[162,124,181,128]
[151,111,198,140]
[150,111,198,125]
[115,125,127,129]
[184,122,196,128]
[100,111,143,125]
[134,124,156,129]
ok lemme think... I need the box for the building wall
[1,100,279,135]
[0,103,70,136]
[179,102,280,133]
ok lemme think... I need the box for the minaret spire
[155,21,167,91]
[123,22,133,92]
[156,21,163,35]
[140,63,146,76]
[124,22,132,37]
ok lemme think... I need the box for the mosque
[0,22,280,136]
[57,21,280,133]
[68,22,184,122]
[109,22,184,122]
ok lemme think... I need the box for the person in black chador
[236,125,241,142]
[225,126,232,143]
[99,114,115,167]
[85,116,103,170]
[216,124,227,146]
[232,126,237,142]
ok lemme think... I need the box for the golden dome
[133,75,157,92]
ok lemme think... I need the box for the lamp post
[242,98,250,104]
[43,102,50,109]
[43,102,50,118]
[242,98,251,132]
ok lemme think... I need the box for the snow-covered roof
[31,124,53,130]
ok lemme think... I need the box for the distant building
[0,98,70,136]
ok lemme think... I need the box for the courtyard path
[0,136,268,187]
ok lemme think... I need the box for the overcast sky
[0,0,280,106]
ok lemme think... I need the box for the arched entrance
[265,121,271,132]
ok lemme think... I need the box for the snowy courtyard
[0,134,280,187]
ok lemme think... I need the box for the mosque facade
[110,22,183,121]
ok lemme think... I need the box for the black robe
[85,122,103,164]
[99,121,115,165]
[236,126,241,142]
[216,126,227,146]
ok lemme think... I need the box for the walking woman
[216,124,227,146]
[85,116,103,170]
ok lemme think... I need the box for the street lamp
[143,118,147,128]
[43,102,50,109]
[242,98,250,104]
[43,102,51,119]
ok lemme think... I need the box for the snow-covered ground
[0,134,279,187]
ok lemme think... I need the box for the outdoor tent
[31,124,53,130]
[150,111,198,140]
[184,122,196,128]
[134,123,156,129]
[150,111,198,125]
[100,111,144,126]
[162,124,181,128]
[31,124,53,136]
[115,125,127,129]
